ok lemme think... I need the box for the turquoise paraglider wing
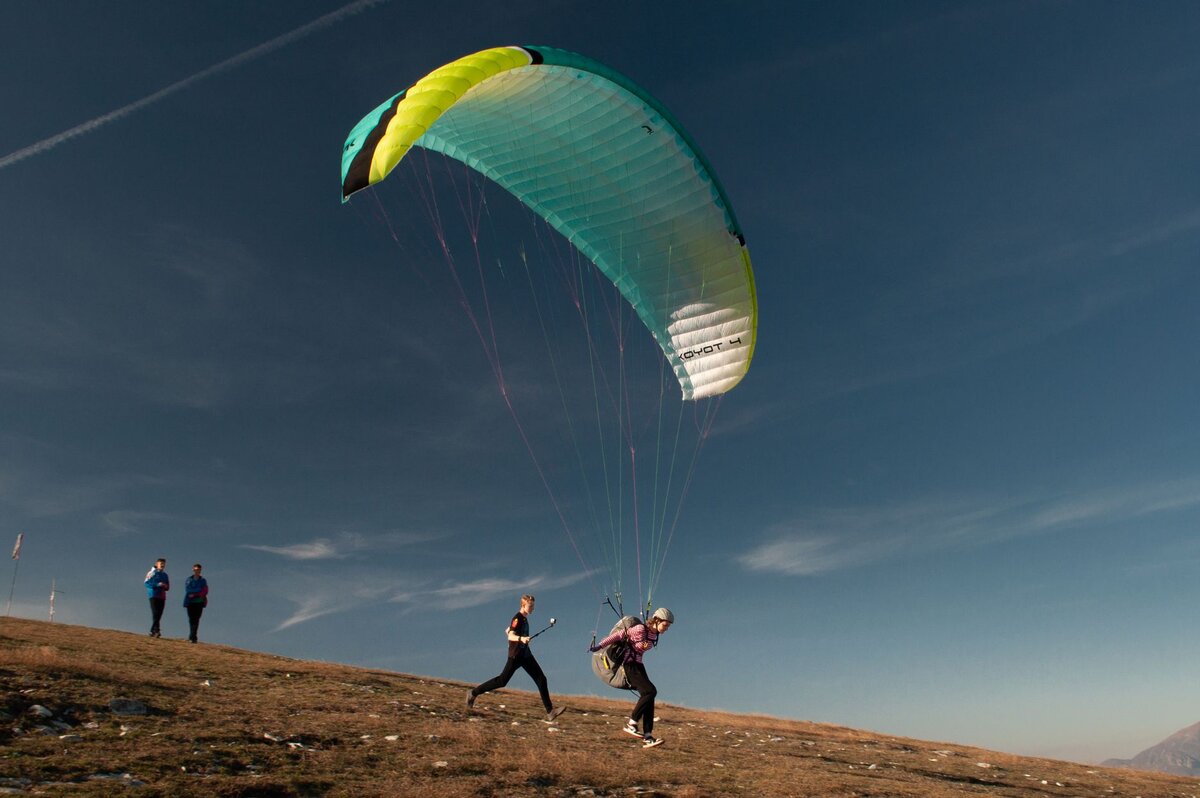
[342,45,757,400]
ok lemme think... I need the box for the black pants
[472,649,553,712]
[148,597,165,634]
[186,604,204,641]
[624,661,657,735]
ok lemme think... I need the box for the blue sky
[3,0,1199,764]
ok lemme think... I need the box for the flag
[11,533,22,560]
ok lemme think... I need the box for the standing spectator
[183,563,208,643]
[144,558,169,637]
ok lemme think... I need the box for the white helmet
[651,607,674,624]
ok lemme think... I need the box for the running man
[467,594,566,722]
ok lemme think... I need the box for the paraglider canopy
[341,45,757,401]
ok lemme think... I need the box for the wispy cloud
[102,510,176,536]
[1105,206,1200,258]
[243,530,434,561]
[245,538,350,561]
[736,535,890,577]
[271,567,413,631]
[0,0,388,171]
[390,571,592,611]
[1021,477,1200,535]
[739,476,1200,577]
[737,501,963,577]
[275,587,392,631]
[271,569,591,631]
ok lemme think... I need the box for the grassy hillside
[1,617,1197,797]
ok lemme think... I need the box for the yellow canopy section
[366,47,532,187]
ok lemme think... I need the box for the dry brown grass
[0,616,1197,797]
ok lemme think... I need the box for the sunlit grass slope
[1,617,1196,797]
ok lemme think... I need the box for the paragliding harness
[590,615,647,691]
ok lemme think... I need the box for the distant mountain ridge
[1104,721,1200,776]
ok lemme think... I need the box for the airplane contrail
[0,0,387,171]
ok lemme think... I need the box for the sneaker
[642,735,663,748]
[465,691,476,710]
[622,719,641,738]
[545,706,566,722]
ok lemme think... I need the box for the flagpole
[5,557,18,617]
[6,532,23,617]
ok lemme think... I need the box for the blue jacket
[144,568,169,599]
[183,575,208,607]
